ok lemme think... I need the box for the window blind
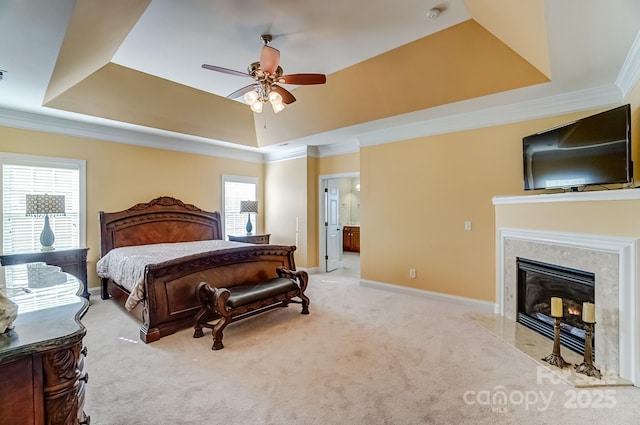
[223,176,257,237]
[3,164,80,253]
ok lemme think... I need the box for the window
[222,175,257,237]
[1,153,86,254]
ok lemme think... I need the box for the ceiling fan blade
[272,85,296,104]
[201,64,250,77]
[280,73,326,85]
[227,84,257,99]
[260,45,280,74]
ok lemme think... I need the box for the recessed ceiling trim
[616,29,640,98]
[263,146,309,163]
[0,107,265,163]
[315,140,360,158]
[357,84,624,148]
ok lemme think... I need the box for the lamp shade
[25,194,66,251]
[239,201,258,213]
[26,194,66,216]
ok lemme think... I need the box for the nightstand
[0,248,90,300]
[228,234,271,244]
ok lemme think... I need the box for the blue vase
[245,214,253,234]
[40,214,55,251]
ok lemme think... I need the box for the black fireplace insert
[517,257,595,355]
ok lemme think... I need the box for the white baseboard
[300,266,320,274]
[359,279,496,313]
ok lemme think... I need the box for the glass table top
[0,263,88,360]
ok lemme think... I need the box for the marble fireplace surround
[496,228,639,386]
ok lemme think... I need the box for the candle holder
[542,317,571,368]
[575,322,601,379]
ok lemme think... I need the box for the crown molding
[263,139,360,162]
[357,84,624,148]
[262,145,309,163]
[617,29,640,98]
[0,107,265,163]
[315,139,360,158]
[306,146,320,158]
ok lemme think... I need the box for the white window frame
[222,174,258,239]
[0,152,87,253]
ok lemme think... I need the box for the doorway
[319,173,360,274]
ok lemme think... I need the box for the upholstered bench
[193,267,309,350]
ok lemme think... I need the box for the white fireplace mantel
[496,227,640,386]
[493,188,640,205]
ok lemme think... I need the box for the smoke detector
[426,7,441,19]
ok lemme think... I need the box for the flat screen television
[523,104,632,191]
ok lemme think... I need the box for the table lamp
[239,200,258,234]
[25,194,66,251]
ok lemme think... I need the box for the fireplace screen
[517,258,594,355]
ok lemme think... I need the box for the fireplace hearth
[517,257,594,355]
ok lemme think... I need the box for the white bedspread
[96,239,249,310]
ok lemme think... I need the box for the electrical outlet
[409,269,416,279]
[464,221,472,231]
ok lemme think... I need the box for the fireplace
[517,257,594,355]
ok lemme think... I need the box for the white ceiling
[1,0,639,160]
[115,0,471,99]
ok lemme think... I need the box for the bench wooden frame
[193,267,310,350]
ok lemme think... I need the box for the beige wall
[495,198,640,238]
[306,157,319,267]
[264,157,310,266]
[318,152,359,176]
[0,126,263,288]
[358,103,636,302]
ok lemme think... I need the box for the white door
[325,179,341,272]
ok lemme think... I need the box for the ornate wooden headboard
[99,196,222,257]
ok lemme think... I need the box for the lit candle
[551,297,563,317]
[582,302,596,323]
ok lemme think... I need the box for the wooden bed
[99,196,297,343]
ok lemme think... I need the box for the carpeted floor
[82,260,640,424]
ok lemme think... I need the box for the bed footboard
[124,245,297,343]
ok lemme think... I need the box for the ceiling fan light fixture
[268,91,282,103]
[268,91,285,113]
[250,101,264,113]
[271,101,285,114]
[243,90,259,105]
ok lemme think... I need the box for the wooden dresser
[0,266,90,425]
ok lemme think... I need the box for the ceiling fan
[201,34,326,113]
